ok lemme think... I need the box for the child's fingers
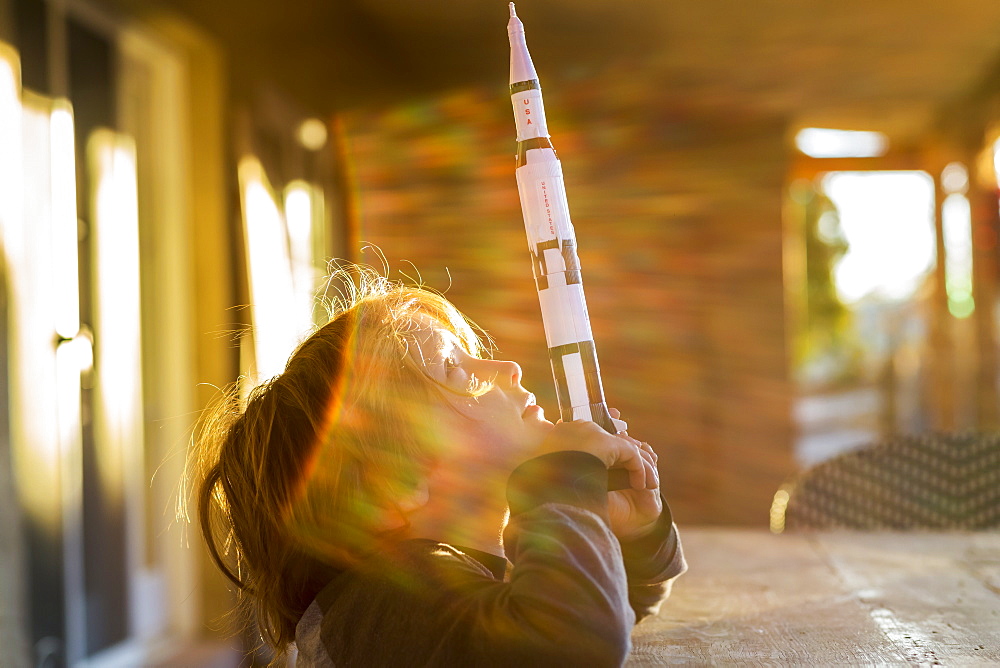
[642,446,659,489]
[633,453,647,489]
[617,431,658,464]
[639,441,658,465]
[612,439,655,491]
[544,421,659,490]
[610,439,646,491]
[617,432,652,461]
[625,439,659,490]
[611,431,659,489]
[638,443,655,467]
[636,446,656,486]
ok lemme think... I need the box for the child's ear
[375,480,430,532]
[396,480,429,513]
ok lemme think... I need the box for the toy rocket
[507,3,630,489]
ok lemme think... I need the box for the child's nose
[490,359,522,387]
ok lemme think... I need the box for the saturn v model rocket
[507,4,629,462]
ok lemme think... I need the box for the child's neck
[407,481,509,558]
[415,514,505,558]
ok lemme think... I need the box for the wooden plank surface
[816,532,1000,665]
[628,529,1000,666]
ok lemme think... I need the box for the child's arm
[529,415,686,620]
[495,449,641,665]
[506,416,686,621]
[619,501,687,621]
[597,413,687,621]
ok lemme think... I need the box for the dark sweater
[294,451,686,667]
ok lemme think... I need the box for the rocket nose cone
[507,2,535,83]
[507,1,524,33]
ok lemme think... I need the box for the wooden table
[629,528,1000,665]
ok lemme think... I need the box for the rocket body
[507,5,623,437]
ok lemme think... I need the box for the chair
[772,431,1000,531]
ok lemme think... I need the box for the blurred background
[2,0,1000,664]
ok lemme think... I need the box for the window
[1,2,202,663]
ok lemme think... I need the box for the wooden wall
[340,70,794,526]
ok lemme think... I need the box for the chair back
[775,431,1000,530]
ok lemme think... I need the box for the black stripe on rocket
[548,339,606,414]
[529,239,582,290]
[531,240,557,290]
[559,238,582,284]
[516,137,554,167]
[510,79,541,94]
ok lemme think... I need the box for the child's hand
[535,416,662,540]
[606,409,663,541]
[536,420,656,491]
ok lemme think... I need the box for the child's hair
[186,265,491,652]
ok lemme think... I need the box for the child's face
[408,316,554,473]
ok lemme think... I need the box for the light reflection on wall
[0,49,58,528]
[1,51,34,665]
[0,44,22,244]
[16,93,64,531]
[993,137,1000,189]
[51,102,81,340]
[88,129,144,506]
[941,162,974,319]
[45,104,86,658]
[3,53,88,555]
[285,180,319,325]
[239,157,312,383]
[795,127,889,159]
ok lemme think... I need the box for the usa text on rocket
[507,3,627,440]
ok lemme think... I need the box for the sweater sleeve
[618,499,687,621]
[507,453,686,625]
[490,450,634,666]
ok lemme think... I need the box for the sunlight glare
[822,171,935,303]
[285,180,318,324]
[90,130,144,503]
[51,102,81,339]
[941,162,968,195]
[0,44,23,246]
[239,157,308,382]
[14,93,64,526]
[796,128,889,159]
[993,137,1000,186]
[942,193,974,318]
[297,118,328,151]
[285,181,313,274]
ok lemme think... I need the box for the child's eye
[444,357,459,374]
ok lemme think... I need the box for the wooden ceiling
[133,0,1000,144]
